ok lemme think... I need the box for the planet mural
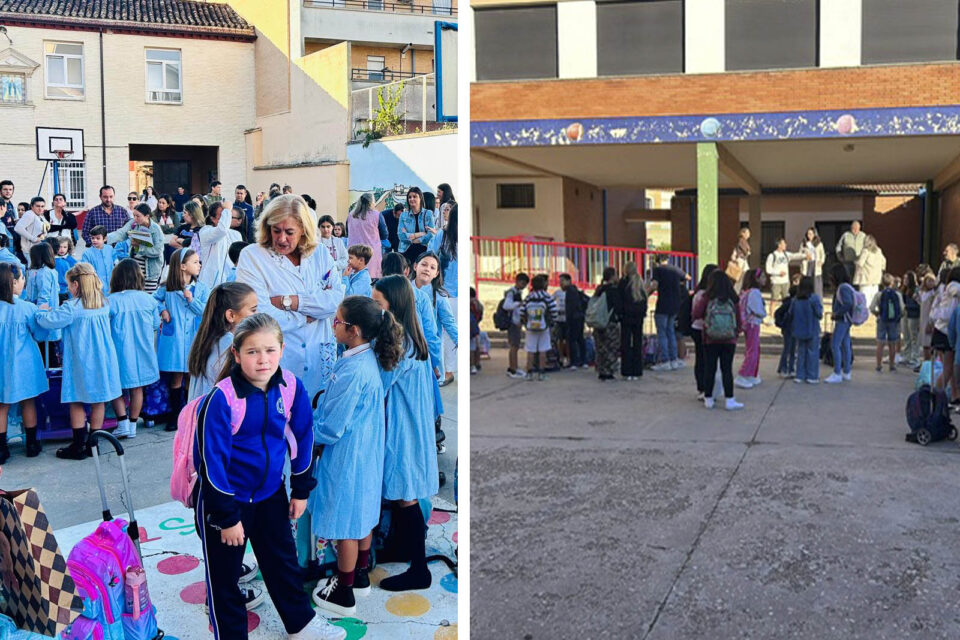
[700,117,721,138]
[836,114,856,134]
[565,122,583,141]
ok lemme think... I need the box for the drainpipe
[99,28,107,185]
[602,189,608,245]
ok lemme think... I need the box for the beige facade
[0,23,255,208]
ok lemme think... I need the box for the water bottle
[124,566,149,619]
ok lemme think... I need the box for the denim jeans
[832,320,852,374]
[655,313,677,363]
[795,337,820,381]
[777,331,796,374]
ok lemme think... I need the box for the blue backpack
[905,384,955,445]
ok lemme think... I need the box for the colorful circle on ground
[385,593,431,617]
[836,114,856,134]
[700,117,721,138]
[207,611,259,633]
[180,581,207,605]
[332,617,368,640]
[368,566,388,587]
[565,122,583,141]
[452,531,458,543]
[434,623,458,640]
[440,572,457,593]
[158,554,200,575]
[428,510,450,525]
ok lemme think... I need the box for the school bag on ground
[170,369,297,509]
[139,377,169,427]
[585,291,613,330]
[584,335,596,365]
[905,383,957,445]
[524,296,550,331]
[642,335,659,367]
[879,289,902,323]
[492,290,515,330]
[704,298,738,341]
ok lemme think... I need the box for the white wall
[820,0,861,68]
[557,1,597,79]
[473,176,564,239]
[347,131,458,195]
[301,5,448,47]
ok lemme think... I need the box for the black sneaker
[242,586,264,610]
[354,567,371,597]
[55,443,87,460]
[950,398,960,407]
[312,575,356,617]
[238,561,258,584]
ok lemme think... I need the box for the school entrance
[128,144,219,197]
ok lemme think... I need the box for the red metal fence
[471,236,699,292]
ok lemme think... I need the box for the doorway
[817,221,853,289]
[154,161,192,196]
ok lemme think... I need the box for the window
[53,161,87,210]
[475,5,558,81]
[725,0,817,71]
[367,55,385,81]
[497,184,536,209]
[0,73,25,104]
[432,0,453,16]
[44,42,83,99]
[145,49,182,104]
[862,0,959,64]
[597,0,683,76]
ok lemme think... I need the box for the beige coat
[853,248,885,287]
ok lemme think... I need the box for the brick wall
[939,184,960,261]
[472,62,960,121]
[863,195,924,277]
[561,177,603,245]
[305,42,435,75]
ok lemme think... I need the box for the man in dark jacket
[560,273,588,369]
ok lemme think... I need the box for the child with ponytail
[0,263,46,461]
[310,295,404,616]
[735,267,767,389]
[36,263,122,460]
[187,282,257,401]
[24,242,62,365]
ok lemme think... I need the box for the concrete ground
[471,348,960,639]
[3,379,459,639]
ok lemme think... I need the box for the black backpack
[774,297,793,329]
[493,290,516,330]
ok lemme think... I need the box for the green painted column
[696,142,719,265]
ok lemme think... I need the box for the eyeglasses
[128,197,137,201]
[332,318,352,329]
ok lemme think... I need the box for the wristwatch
[282,295,293,311]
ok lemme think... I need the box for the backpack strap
[214,377,246,435]
[279,369,299,460]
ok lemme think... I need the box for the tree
[359,82,406,147]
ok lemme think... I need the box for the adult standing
[729,227,751,292]
[235,194,344,398]
[835,220,865,284]
[594,267,622,381]
[232,184,256,241]
[0,180,17,245]
[107,204,165,293]
[650,255,687,371]
[384,203,403,253]
[154,195,179,235]
[853,234,886,305]
[140,186,158,211]
[204,180,223,208]
[15,197,48,265]
[172,185,190,214]
[195,201,238,288]
[45,193,78,242]
[937,243,960,281]
[398,187,436,265]
[346,194,383,279]
[800,227,826,299]
[428,203,458,384]
[81,186,130,247]
[618,261,648,380]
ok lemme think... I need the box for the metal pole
[421,74,427,132]
[99,29,107,186]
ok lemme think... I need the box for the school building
[468,0,960,280]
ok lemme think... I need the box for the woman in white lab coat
[235,195,344,397]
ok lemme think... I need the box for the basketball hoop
[53,149,72,161]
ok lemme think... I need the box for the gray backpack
[585,291,613,330]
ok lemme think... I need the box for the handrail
[351,68,427,83]
[304,0,456,15]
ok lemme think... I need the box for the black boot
[0,433,9,464]
[165,386,183,432]
[375,504,408,564]
[379,504,432,592]
[56,428,88,460]
[24,427,42,457]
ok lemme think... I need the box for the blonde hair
[864,234,878,252]
[881,272,894,288]
[623,261,645,303]
[183,200,206,227]
[66,262,105,309]
[257,194,318,258]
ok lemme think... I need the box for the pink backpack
[170,369,298,508]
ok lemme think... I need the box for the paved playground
[471,350,960,639]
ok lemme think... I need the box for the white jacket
[800,241,825,278]
[853,249,886,287]
[235,243,344,397]
[14,211,47,258]
[196,207,236,288]
[765,250,804,285]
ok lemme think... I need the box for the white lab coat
[235,243,344,397]
[196,208,236,288]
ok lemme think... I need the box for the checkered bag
[0,489,83,637]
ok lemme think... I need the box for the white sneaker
[841,372,852,381]
[672,360,686,369]
[288,613,347,640]
[734,376,754,389]
[704,397,715,409]
[749,377,762,386]
[581,364,590,369]
[806,379,819,384]
[651,363,672,372]
[725,398,744,411]
[825,373,843,384]
[113,419,130,439]
[567,365,578,371]
[126,419,137,439]
[793,378,804,384]
[895,354,904,364]
[470,366,478,375]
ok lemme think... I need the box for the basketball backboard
[435,21,457,123]
[36,126,84,161]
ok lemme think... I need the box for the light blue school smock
[0,248,20,266]
[428,230,458,299]
[36,299,122,404]
[81,245,115,293]
[309,345,385,540]
[108,290,161,389]
[55,256,77,295]
[187,333,233,401]
[154,281,210,373]
[0,297,49,404]
[381,345,439,501]
[417,283,458,346]
[23,267,61,342]
[345,268,372,298]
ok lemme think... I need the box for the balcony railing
[351,68,427,83]
[304,0,456,16]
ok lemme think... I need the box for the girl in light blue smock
[24,243,62,350]
[428,203,458,383]
[154,248,209,429]
[371,276,439,594]
[0,263,47,462]
[308,296,405,617]
[36,262,122,460]
[108,259,161,439]
[413,251,458,352]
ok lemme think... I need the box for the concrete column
[466,6,477,82]
[748,194,762,268]
[685,0,724,73]
[819,0,861,68]
[557,1,598,79]
[696,142,719,265]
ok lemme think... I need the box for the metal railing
[352,73,437,134]
[351,68,427,83]
[304,0,456,15]
[471,235,699,293]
